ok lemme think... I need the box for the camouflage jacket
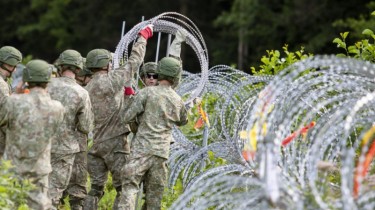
[0,88,64,175]
[85,36,147,143]
[122,85,188,159]
[0,74,10,153]
[48,76,94,154]
[0,73,10,103]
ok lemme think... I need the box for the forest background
[2,0,375,73]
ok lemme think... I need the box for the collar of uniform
[61,75,77,83]
[29,87,48,95]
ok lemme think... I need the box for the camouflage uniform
[48,76,94,207]
[0,73,10,157]
[0,46,22,157]
[84,36,147,210]
[0,88,65,210]
[118,85,188,210]
[61,67,93,208]
[61,132,89,209]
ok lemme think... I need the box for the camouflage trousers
[118,154,168,210]
[61,151,88,209]
[84,135,128,210]
[49,153,75,207]
[26,173,52,210]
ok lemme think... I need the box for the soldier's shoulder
[84,76,102,91]
[0,77,7,85]
[50,99,64,109]
[73,83,90,95]
[6,94,32,108]
[8,93,25,102]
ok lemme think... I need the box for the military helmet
[156,57,182,78]
[58,49,83,70]
[0,46,22,66]
[78,58,93,76]
[86,49,111,69]
[140,62,158,77]
[23,59,53,83]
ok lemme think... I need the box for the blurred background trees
[1,0,374,73]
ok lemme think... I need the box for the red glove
[139,24,154,40]
[124,86,135,96]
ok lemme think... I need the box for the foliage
[250,44,313,76]
[332,2,375,41]
[333,21,375,62]
[161,177,184,210]
[2,0,373,73]
[0,160,34,210]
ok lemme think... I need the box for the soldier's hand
[124,86,135,96]
[174,29,187,43]
[139,24,154,40]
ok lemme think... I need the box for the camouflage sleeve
[176,103,188,126]
[0,83,10,105]
[77,94,94,134]
[122,89,147,124]
[123,36,147,87]
[0,99,10,126]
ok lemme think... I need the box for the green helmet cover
[86,49,111,69]
[0,46,22,66]
[156,57,182,78]
[78,57,93,76]
[23,59,53,83]
[58,49,83,70]
[140,62,158,77]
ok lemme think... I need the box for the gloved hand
[174,29,187,43]
[139,24,154,40]
[169,29,187,58]
[124,86,135,96]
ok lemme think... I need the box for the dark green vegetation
[1,0,375,73]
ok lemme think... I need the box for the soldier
[60,58,94,210]
[0,46,22,157]
[47,49,94,209]
[83,24,153,210]
[0,59,64,210]
[127,30,187,210]
[137,29,186,89]
[118,56,189,210]
[139,62,158,87]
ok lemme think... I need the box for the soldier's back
[48,77,92,154]
[4,89,64,175]
[85,72,123,131]
[131,85,187,159]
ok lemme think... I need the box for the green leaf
[341,32,349,39]
[336,53,347,58]
[348,46,359,54]
[362,29,374,36]
[332,38,343,44]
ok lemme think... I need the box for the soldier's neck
[30,87,47,93]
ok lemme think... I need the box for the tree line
[1,0,374,73]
